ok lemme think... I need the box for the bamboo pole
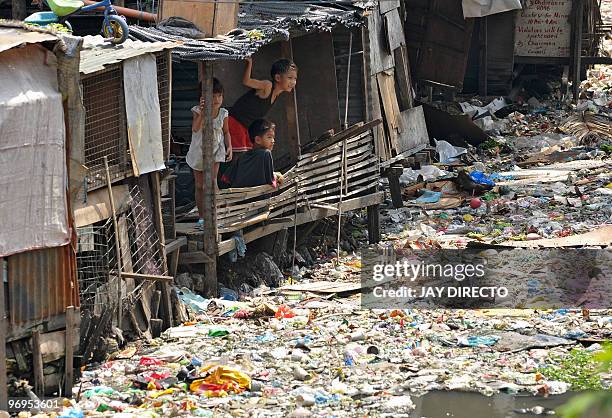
[103,156,123,327]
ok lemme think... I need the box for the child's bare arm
[242,57,272,92]
[223,117,232,161]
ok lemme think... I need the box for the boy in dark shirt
[221,119,284,188]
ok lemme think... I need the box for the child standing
[227,58,298,155]
[186,78,232,226]
[221,119,284,188]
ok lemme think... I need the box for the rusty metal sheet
[0,27,58,54]
[7,245,78,326]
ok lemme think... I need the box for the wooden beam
[165,236,187,255]
[73,185,130,227]
[32,331,45,396]
[119,272,174,282]
[394,46,414,110]
[169,246,181,277]
[179,251,216,265]
[103,156,123,328]
[199,61,218,297]
[216,192,385,256]
[0,257,7,410]
[151,172,174,329]
[64,306,76,397]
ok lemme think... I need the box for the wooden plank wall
[366,2,428,162]
[214,126,379,235]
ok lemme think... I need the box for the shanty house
[0,23,82,402]
[129,1,428,294]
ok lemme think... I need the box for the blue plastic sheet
[416,190,442,203]
[469,171,496,186]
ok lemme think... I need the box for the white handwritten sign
[515,0,572,57]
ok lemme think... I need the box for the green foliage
[537,348,604,391]
[600,143,612,154]
[480,138,501,151]
[556,343,612,418]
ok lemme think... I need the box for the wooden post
[11,0,27,20]
[479,17,488,97]
[151,172,174,328]
[572,0,584,101]
[281,40,301,164]
[198,61,218,297]
[386,165,404,208]
[336,138,347,259]
[32,331,45,396]
[0,257,8,411]
[64,306,76,397]
[103,156,123,328]
[343,32,353,130]
[367,203,380,244]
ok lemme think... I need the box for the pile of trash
[34,294,611,417]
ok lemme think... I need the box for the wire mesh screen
[82,66,130,191]
[76,219,116,315]
[156,51,171,161]
[76,185,165,315]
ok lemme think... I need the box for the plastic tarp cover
[462,0,522,18]
[0,44,69,257]
[123,53,165,177]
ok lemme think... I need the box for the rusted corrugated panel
[80,36,176,75]
[0,27,58,53]
[7,245,78,326]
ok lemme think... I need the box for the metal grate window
[82,66,130,190]
[156,51,171,161]
[76,185,165,315]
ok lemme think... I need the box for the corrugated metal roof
[7,244,78,326]
[80,35,176,75]
[0,25,59,53]
[129,1,368,61]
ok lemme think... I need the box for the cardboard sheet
[123,54,164,176]
[0,45,69,256]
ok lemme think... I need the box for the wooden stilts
[337,138,347,260]
[151,172,173,328]
[367,203,380,244]
[199,61,218,297]
[64,306,76,397]
[32,331,45,396]
[0,257,7,410]
[291,182,299,273]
